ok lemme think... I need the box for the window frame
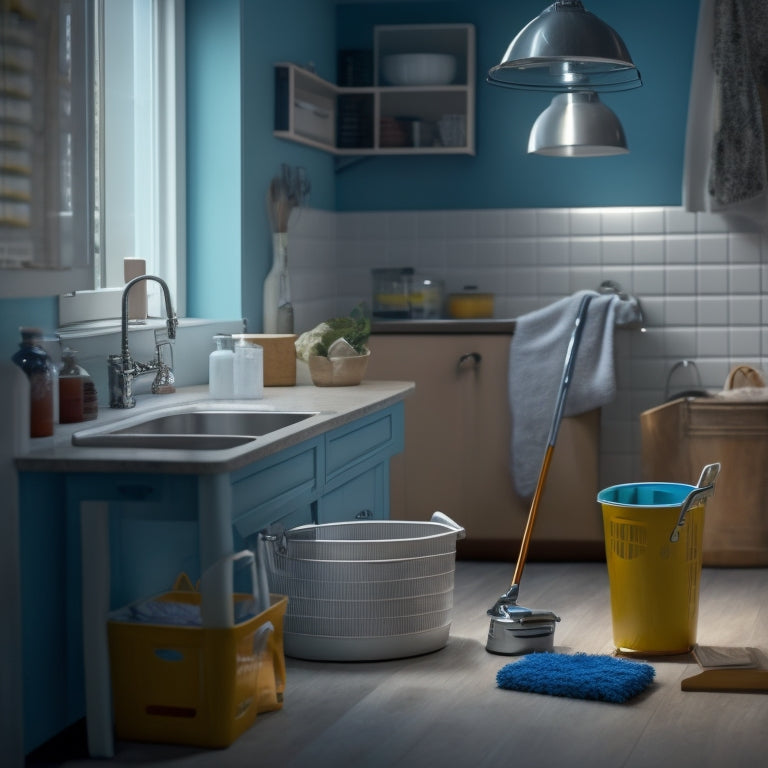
[50,0,184,323]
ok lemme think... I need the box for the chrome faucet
[108,275,179,408]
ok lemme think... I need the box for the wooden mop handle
[511,294,593,588]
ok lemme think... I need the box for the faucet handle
[152,327,175,394]
[152,364,175,394]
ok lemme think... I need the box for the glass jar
[12,327,55,437]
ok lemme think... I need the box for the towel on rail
[509,291,618,498]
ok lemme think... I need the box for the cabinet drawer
[231,440,319,524]
[325,404,402,483]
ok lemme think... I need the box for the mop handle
[547,294,593,448]
[511,294,593,588]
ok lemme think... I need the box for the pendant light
[487,1,642,93]
[528,91,628,156]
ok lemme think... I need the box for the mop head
[496,653,655,704]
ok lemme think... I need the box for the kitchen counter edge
[14,381,414,475]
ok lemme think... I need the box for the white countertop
[15,380,414,475]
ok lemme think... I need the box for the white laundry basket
[263,512,465,661]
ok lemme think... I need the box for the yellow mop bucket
[597,464,720,655]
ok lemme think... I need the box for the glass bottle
[59,348,98,423]
[12,327,55,437]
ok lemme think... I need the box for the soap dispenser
[233,338,264,399]
[209,335,235,398]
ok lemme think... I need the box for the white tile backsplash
[288,205,768,490]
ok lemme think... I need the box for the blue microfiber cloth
[496,653,655,704]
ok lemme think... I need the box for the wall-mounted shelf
[274,23,475,157]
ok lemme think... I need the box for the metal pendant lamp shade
[528,91,628,157]
[488,0,642,92]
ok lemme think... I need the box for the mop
[486,293,594,656]
[489,293,656,701]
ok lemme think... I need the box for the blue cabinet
[19,401,404,755]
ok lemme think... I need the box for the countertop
[372,319,516,334]
[15,380,414,475]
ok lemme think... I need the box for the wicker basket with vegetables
[295,305,371,386]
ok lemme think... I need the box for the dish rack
[262,511,465,661]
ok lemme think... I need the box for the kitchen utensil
[437,114,467,147]
[486,294,592,655]
[308,349,370,387]
[447,287,493,319]
[381,53,457,86]
[409,275,444,318]
[372,267,413,318]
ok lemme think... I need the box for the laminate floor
[28,561,768,768]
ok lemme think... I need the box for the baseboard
[457,538,606,562]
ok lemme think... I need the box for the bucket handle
[669,463,721,543]
[431,511,466,540]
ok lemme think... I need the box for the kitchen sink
[72,409,319,450]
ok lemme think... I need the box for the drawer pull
[457,351,482,372]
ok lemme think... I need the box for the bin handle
[200,549,261,627]
[669,463,721,543]
[430,511,466,540]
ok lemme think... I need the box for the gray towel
[509,291,618,498]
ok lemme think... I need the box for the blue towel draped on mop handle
[509,289,627,498]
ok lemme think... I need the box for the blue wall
[0,298,58,363]
[186,0,244,322]
[334,0,700,211]
[186,0,336,326]
[2,0,700,339]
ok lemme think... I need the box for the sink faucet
[108,275,179,408]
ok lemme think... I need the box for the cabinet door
[366,335,601,558]
[317,464,386,523]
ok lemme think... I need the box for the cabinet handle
[457,352,482,372]
[355,509,374,519]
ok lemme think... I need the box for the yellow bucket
[597,482,706,655]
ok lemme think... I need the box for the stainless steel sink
[72,410,319,450]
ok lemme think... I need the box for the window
[0,0,92,298]
[57,0,186,322]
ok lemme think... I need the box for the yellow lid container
[447,289,494,319]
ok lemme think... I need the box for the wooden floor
[29,561,768,768]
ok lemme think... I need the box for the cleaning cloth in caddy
[497,653,655,703]
[508,290,618,498]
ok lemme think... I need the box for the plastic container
[597,482,708,655]
[108,577,288,748]
[409,276,444,319]
[447,286,494,319]
[208,335,235,398]
[232,333,297,386]
[233,339,263,399]
[58,348,98,423]
[372,267,413,318]
[11,327,55,437]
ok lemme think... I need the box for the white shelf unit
[273,23,475,156]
